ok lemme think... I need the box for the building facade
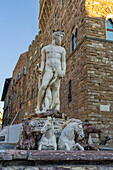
[1,0,113,144]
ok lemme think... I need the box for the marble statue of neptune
[35,31,66,112]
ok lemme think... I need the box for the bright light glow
[85,0,113,18]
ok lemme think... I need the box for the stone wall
[86,16,106,39]
[86,37,113,144]
[85,14,113,144]
[3,52,28,125]
[60,38,88,120]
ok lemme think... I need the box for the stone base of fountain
[0,150,113,169]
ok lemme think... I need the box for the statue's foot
[35,107,41,114]
[50,105,60,111]
[41,108,47,113]
[35,107,47,114]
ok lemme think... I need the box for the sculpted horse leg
[88,133,93,144]
[65,143,70,150]
[75,143,84,151]
[38,142,43,150]
[53,142,57,150]
[85,144,99,151]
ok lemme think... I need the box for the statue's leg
[75,143,84,151]
[51,80,60,110]
[36,70,53,111]
[38,143,42,150]
[53,142,57,150]
[88,133,93,144]
[65,143,70,150]
[86,144,99,151]
[55,90,60,110]
[45,87,52,110]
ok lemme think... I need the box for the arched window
[32,89,35,98]
[74,29,78,48]
[106,19,113,40]
[23,66,26,75]
[54,12,57,24]
[68,80,72,102]
[72,34,75,52]
[71,28,78,53]
[61,0,65,8]
[13,78,15,86]
[27,91,29,100]
[17,73,20,80]
[49,26,51,36]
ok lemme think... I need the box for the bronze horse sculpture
[15,118,36,150]
[75,120,102,150]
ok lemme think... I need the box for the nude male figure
[35,31,66,112]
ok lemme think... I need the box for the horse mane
[62,119,82,129]
[62,124,67,129]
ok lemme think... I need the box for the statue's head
[52,30,64,45]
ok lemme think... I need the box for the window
[23,66,26,75]
[74,29,78,48]
[61,0,63,8]
[61,0,65,8]
[32,89,35,98]
[49,26,51,36]
[13,79,15,86]
[27,92,29,100]
[34,50,37,61]
[8,96,11,105]
[29,56,32,67]
[106,19,113,40]
[54,12,57,24]
[17,73,20,80]
[68,80,72,102]
[71,28,78,53]
[72,34,75,52]
[19,102,21,109]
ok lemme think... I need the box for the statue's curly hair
[52,30,64,39]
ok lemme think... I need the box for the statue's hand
[35,64,43,74]
[35,63,39,69]
[38,68,43,74]
[58,71,65,78]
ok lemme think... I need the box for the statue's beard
[52,37,62,45]
[55,40,61,45]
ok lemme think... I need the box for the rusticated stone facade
[2,0,113,145]
[3,52,28,125]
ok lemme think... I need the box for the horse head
[41,117,53,134]
[83,123,102,138]
[75,121,84,140]
[69,119,84,140]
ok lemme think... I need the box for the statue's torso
[43,45,65,71]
